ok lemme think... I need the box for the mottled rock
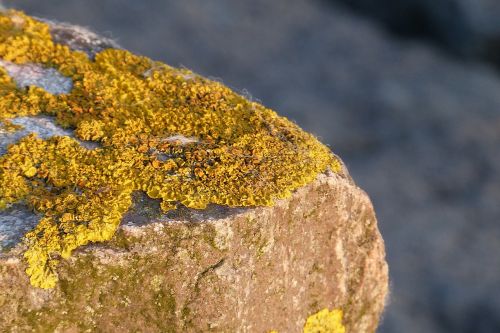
[43,19,120,59]
[0,12,388,333]
[0,59,72,95]
[0,172,387,332]
[9,1,500,332]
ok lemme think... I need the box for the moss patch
[0,10,340,288]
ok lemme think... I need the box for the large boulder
[0,10,387,333]
[1,173,387,332]
[8,1,499,332]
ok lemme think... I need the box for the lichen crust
[0,10,340,288]
[303,308,346,333]
[269,308,346,333]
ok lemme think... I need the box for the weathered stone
[12,1,500,332]
[0,172,387,332]
[0,12,388,333]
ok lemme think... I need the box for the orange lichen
[0,10,340,288]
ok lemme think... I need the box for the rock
[9,1,500,332]
[0,10,387,333]
[0,173,387,332]
[332,0,500,64]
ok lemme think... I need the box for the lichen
[303,308,346,333]
[0,10,341,288]
[269,308,346,333]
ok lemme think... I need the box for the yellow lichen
[0,10,340,289]
[268,308,345,333]
[303,308,346,333]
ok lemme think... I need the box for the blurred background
[3,1,500,332]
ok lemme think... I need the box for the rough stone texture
[0,172,387,332]
[0,12,388,333]
[43,19,120,58]
[5,1,499,332]
[0,117,72,155]
[0,59,72,95]
[0,204,39,251]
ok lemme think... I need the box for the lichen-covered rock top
[0,10,340,289]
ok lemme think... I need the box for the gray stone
[43,19,120,58]
[0,205,39,252]
[0,60,72,94]
[0,116,100,153]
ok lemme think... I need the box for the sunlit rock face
[0,10,387,333]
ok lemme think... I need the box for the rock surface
[1,172,387,332]
[7,1,499,332]
[0,11,388,333]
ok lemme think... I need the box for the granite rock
[0,172,387,332]
[0,12,388,333]
[6,1,498,332]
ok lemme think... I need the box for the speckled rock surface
[7,1,500,332]
[0,172,387,332]
[0,16,387,332]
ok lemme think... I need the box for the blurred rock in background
[3,0,500,332]
[331,0,500,66]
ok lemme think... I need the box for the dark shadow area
[122,192,247,227]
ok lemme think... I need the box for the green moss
[19,251,179,332]
[201,224,218,250]
[303,207,318,219]
[153,289,177,332]
[109,230,132,250]
[238,217,270,258]
[0,10,340,289]
[181,305,193,330]
[19,309,60,333]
